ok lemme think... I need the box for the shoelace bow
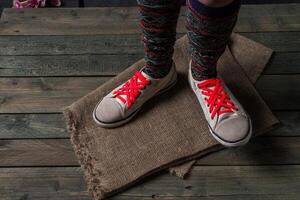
[198,78,237,120]
[113,71,150,109]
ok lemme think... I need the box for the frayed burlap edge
[64,108,108,200]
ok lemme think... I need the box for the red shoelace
[113,71,150,109]
[198,78,237,120]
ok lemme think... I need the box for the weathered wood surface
[1,5,300,35]
[0,4,300,200]
[0,75,297,113]
[1,166,300,200]
[0,32,299,77]
[0,111,297,139]
[0,77,109,113]
[0,32,299,57]
[0,52,299,77]
[255,75,299,110]
[0,54,142,77]
[0,139,77,166]
[0,114,67,138]
[1,137,300,166]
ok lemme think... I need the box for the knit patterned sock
[137,0,181,78]
[186,0,241,81]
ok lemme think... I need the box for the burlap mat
[64,34,279,199]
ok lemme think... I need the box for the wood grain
[0,139,78,166]
[0,54,142,77]
[0,75,297,113]
[1,166,300,199]
[0,111,298,139]
[1,137,300,166]
[0,114,67,138]
[0,52,299,77]
[265,52,300,74]
[0,32,298,57]
[0,77,109,113]
[0,4,299,200]
[255,75,300,110]
[1,5,300,34]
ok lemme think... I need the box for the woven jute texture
[64,34,279,199]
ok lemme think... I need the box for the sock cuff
[187,0,241,18]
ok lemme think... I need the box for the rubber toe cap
[214,115,251,144]
[94,98,123,123]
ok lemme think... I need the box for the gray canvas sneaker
[93,63,177,128]
[188,61,252,147]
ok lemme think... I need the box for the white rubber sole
[93,72,178,128]
[93,105,141,128]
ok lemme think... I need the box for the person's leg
[93,0,180,128]
[186,0,240,80]
[137,0,181,78]
[186,0,252,147]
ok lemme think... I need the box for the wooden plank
[0,111,298,139]
[194,136,300,165]
[1,137,300,166]
[0,75,297,113]
[0,52,298,77]
[0,35,143,56]
[4,4,299,23]
[0,54,142,77]
[1,166,300,199]
[0,139,78,166]
[242,32,300,52]
[0,77,109,113]
[0,114,67,139]
[123,165,300,197]
[0,167,90,200]
[255,74,300,110]
[0,32,298,56]
[264,52,300,74]
[1,5,300,35]
[269,111,300,137]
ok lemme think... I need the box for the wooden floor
[2,0,300,14]
[0,4,300,200]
